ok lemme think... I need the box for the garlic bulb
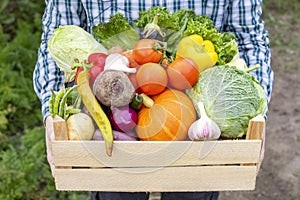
[104,53,136,73]
[188,101,221,140]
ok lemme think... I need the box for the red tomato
[123,50,140,69]
[128,73,142,93]
[167,57,199,90]
[87,53,107,87]
[132,39,163,65]
[136,63,168,95]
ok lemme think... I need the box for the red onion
[93,129,137,141]
[108,106,138,132]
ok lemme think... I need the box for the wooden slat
[243,115,265,168]
[52,140,262,168]
[52,115,265,191]
[246,114,265,140]
[54,165,257,192]
[52,116,72,170]
[53,116,68,140]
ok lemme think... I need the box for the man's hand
[45,116,55,177]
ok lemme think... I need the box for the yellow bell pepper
[176,34,218,73]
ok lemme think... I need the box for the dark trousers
[91,191,219,200]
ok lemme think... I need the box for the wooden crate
[52,115,265,192]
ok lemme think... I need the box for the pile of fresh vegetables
[48,7,267,156]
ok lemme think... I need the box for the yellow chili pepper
[140,93,154,108]
[176,34,218,73]
[77,70,114,156]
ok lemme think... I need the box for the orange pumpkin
[136,89,196,141]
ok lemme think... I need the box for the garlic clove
[188,101,221,141]
[104,53,136,73]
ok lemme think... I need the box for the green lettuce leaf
[92,13,138,50]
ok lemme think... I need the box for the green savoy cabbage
[186,65,267,138]
[48,25,108,82]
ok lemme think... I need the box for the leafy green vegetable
[186,66,267,138]
[48,25,107,82]
[92,7,238,64]
[133,7,176,30]
[133,7,238,63]
[0,2,90,199]
[133,8,195,47]
[92,13,139,50]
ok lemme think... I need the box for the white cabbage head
[186,65,268,138]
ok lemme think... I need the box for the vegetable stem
[49,89,56,117]
[73,94,82,109]
[72,61,93,71]
[53,89,65,117]
[58,85,79,119]
[245,64,260,73]
[167,15,189,58]
[153,40,167,51]
[130,93,144,111]
[197,101,206,117]
[153,14,159,25]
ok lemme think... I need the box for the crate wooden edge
[52,115,265,191]
[52,140,262,168]
[52,115,265,168]
[54,165,258,192]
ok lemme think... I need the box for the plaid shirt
[33,0,274,121]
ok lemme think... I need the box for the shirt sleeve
[223,0,274,104]
[33,0,86,122]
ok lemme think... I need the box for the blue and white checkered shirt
[33,0,274,121]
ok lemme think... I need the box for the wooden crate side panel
[246,115,265,140]
[52,140,261,168]
[242,115,265,169]
[54,166,257,192]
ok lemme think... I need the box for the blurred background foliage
[0,0,88,199]
[0,0,299,199]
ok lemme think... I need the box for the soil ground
[219,11,300,200]
[220,72,300,200]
